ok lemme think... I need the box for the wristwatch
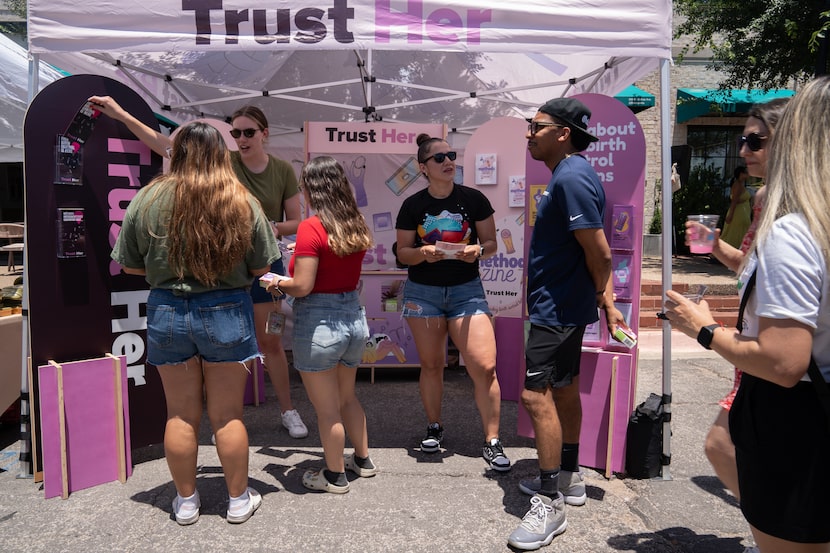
[697,324,720,350]
[478,245,485,258]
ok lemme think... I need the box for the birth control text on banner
[24,75,166,463]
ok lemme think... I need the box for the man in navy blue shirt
[509,98,624,551]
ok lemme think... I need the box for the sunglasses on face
[230,128,261,139]
[737,132,768,152]
[526,118,565,136]
[423,151,457,163]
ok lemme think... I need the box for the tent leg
[659,58,673,481]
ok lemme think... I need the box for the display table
[0,314,22,414]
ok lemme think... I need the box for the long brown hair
[145,122,254,286]
[300,156,373,256]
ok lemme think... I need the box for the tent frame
[23,0,676,480]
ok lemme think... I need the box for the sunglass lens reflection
[432,151,457,163]
[230,128,258,139]
[738,133,766,152]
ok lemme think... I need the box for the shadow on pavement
[607,526,747,552]
[691,474,740,508]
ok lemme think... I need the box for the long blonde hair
[300,156,373,256]
[145,122,254,286]
[750,76,830,271]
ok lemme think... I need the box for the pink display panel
[39,355,132,499]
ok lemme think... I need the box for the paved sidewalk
[0,327,753,553]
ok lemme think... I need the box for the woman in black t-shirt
[395,134,510,472]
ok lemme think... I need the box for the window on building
[686,125,744,186]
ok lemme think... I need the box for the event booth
[21,0,677,488]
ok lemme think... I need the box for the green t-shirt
[230,151,299,222]
[111,182,280,294]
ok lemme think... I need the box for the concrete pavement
[0,327,755,553]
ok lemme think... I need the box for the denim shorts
[401,278,492,320]
[290,291,369,373]
[249,258,286,304]
[146,288,259,366]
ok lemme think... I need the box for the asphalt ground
[0,254,753,552]
[0,326,756,553]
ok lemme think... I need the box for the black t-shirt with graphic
[396,185,494,286]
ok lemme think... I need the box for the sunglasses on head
[737,132,767,152]
[526,118,565,135]
[230,128,261,139]
[423,151,457,163]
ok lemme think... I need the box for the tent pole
[366,49,373,118]
[18,55,37,479]
[658,58,673,481]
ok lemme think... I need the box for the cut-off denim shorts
[146,288,259,366]
[290,290,369,373]
[401,277,492,320]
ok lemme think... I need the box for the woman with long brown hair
[112,122,279,524]
[91,96,309,440]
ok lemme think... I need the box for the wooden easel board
[38,355,132,499]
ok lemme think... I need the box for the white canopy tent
[25,0,677,477]
[28,1,669,142]
[0,33,62,162]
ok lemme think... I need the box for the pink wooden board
[39,356,132,499]
[518,351,634,474]
[495,317,524,401]
[243,358,267,405]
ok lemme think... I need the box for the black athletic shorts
[524,323,585,390]
[730,372,830,543]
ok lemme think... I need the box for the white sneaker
[281,409,308,438]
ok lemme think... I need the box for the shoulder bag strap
[736,271,756,333]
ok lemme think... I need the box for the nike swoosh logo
[526,371,544,377]
[569,214,584,221]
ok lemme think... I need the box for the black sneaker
[420,423,443,453]
[482,438,511,472]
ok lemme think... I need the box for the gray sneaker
[518,469,587,506]
[507,493,568,550]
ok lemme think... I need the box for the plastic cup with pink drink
[687,215,719,254]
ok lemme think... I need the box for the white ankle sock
[229,489,250,512]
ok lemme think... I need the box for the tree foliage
[674,0,829,90]
[3,0,24,17]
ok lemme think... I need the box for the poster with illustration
[611,252,634,300]
[475,153,497,185]
[508,175,525,207]
[611,204,635,250]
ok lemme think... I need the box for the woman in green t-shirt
[112,122,278,524]
[90,96,309,441]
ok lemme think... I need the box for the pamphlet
[434,240,466,257]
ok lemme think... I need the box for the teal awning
[614,85,655,113]
[676,88,795,123]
